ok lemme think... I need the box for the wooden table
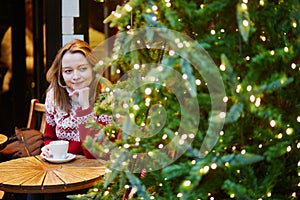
[0,155,107,194]
[0,134,8,151]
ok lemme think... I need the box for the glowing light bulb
[247,85,252,91]
[270,120,276,127]
[241,3,247,10]
[179,139,184,145]
[177,42,184,48]
[169,50,175,56]
[220,64,226,71]
[183,180,191,187]
[255,97,261,107]
[124,4,132,12]
[277,133,283,139]
[152,5,158,11]
[195,79,201,85]
[242,20,249,27]
[177,193,183,198]
[286,127,293,135]
[236,84,241,93]
[112,54,118,60]
[145,88,152,95]
[250,95,255,102]
[113,12,122,18]
[219,112,226,118]
[162,134,167,140]
[260,35,266,41]
[203,166,210,173]
[211,163,217,169]
[133,104,139,110]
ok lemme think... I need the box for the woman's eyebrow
[62,66,72,69]
[78,63,90,66]
[62,63,90,69]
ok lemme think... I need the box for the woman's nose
[72,70,80,79]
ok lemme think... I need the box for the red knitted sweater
[43,89,112,158]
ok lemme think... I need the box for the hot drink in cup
[49,140,69,159]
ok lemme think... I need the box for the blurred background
[0,0,121,137]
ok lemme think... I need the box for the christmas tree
[69,0,300,199]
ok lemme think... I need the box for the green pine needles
[68,0,300,199]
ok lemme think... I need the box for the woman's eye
[80,66,88,71]
[64,69,72,74]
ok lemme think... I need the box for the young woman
[40,39,111,159]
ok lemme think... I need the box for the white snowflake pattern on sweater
[45,89,111,142]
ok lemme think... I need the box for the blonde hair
[46,39,101,112]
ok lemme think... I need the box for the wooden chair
[27,99,46,133]
[0,99,45,199]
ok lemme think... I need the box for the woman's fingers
[69,90,78,97]
[69,87,89,97]
[40,145,52,158]
[70,87,90,109]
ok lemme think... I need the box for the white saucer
[45,153,76,163]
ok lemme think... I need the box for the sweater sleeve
[43,117,57,146]
[43,91,58,146]
[76,105,112,159]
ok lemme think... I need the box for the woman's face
[61,52,93,90]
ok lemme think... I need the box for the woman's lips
[72,82,83,89]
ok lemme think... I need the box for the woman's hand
[69,87,90,109]
[40,144,52,159]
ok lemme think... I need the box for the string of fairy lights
[110,0,299,199]
[80,0,300,199]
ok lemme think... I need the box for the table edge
[0,176,102,194]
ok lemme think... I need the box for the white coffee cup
[49,140,69,159]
